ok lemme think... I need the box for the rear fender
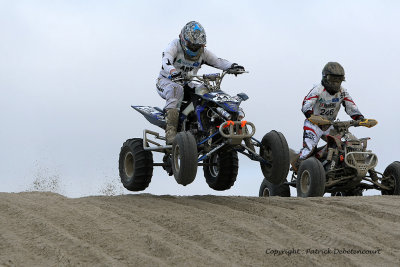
[131,106,166,129]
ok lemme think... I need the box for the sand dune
[1,192,399,266]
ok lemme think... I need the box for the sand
[0,192,399,266]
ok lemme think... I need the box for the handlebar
[332,119,377,129]
[308,115,377,130]
[225,69,249,76]
[171,69,248,91]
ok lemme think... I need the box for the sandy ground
[0,192,399,267]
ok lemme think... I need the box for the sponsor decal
[177,58,200,67]
[332,98,339,102]
[323,103,335,108]
[304,132,315,141]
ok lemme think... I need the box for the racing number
[321,109,334,116]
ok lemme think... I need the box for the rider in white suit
[157,21,244,144]
[293,62,364,170]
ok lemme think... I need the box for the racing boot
[165,108,179,145]
[368,169,379,182]
[290,154,302,173]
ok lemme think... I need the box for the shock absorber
[330,151,338,170]
[216,107,231,120]
[327,151,338,181]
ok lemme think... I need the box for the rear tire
[204,148,238,191]
[260,131,290,185]
[119,138,153,191]
[172,132,198,186]
[259,179,290,197]
[381,161,400,195]
[296,157,326,197]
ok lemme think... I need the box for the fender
[326,134,342,150]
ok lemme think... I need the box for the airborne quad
[259,116,400,197]
[119,69,289,192]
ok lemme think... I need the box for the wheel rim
[209,154,219,177]
[262,187,270,197]
[173,144,181,173]
[124,152,134,178]
[300,170,311,193]
[262,146,273,176]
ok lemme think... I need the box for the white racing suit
[156,39,233,110]
[299,83,363,159]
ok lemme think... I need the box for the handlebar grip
[359,119,378,128]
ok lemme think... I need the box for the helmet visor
[324,74,344,94]
[186,41,203,52]
[326,74,345,82]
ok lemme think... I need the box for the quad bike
[259,116,400,197]
[119,69,290,192]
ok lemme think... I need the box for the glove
[304,110,313,119]
[308,114,331,126]
[229,63,245,71]
[352,114,364,121]
[168,71,181,80]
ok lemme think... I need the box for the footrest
[143,129,172,151]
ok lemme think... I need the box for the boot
[165,109,179,145]
[290,154,302,173]
[369,169,379,182]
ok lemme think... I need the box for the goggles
[186,41,203,52]
[326,74,345,82]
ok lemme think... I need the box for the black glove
[304,110,313,119]
[229,63,245,71]
[168,71,181,80]
[352,114,364,121]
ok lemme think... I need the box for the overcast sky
[1,0,399,197]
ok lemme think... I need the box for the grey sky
[1,0,399,197]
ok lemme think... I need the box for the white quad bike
[259,117,400,197]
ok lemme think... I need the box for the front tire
[172,132,198,186]
[203,148,238,191]
[381,161,400,195]
[259,179,290,197]
[119,138,153,191]
[260,131,290,185]
[296,157,326,197]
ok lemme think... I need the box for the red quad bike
[259,116,400,197]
